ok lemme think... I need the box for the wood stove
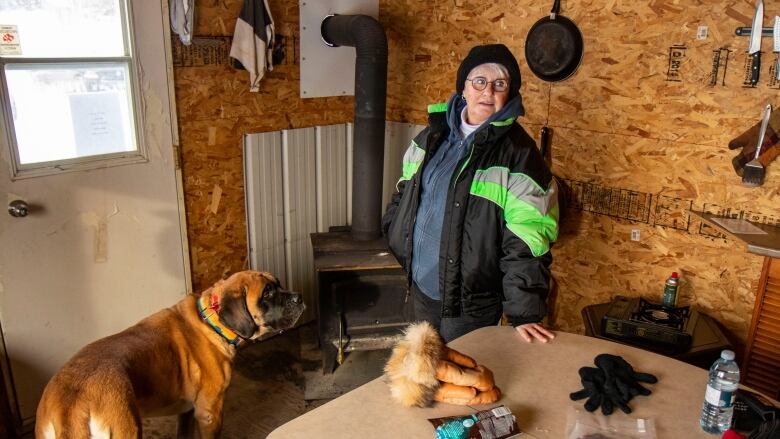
[311,228,413,373]
[312,16,410,373]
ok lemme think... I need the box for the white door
[0,1,189,429]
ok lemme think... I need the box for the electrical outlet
[697,25,708,40]
[631,229,640,241]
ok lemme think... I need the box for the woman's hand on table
[515,323,555,343]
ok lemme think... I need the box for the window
[0,0,146,178]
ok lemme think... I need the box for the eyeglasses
[466,77,509,92]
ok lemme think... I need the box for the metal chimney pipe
[321,14,387,241]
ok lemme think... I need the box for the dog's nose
[292,294,302,304]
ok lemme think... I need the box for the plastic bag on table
[565,407,657,439]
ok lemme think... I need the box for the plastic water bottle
[700,350,740,434]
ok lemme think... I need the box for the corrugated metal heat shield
[243,122,423,325]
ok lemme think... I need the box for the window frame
[0,0,149,180]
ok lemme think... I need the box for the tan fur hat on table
[384,322,501,407]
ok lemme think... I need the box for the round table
[269,327,718,438]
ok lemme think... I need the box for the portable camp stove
[600,296,697,353]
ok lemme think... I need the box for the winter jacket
[382,99,559,325]
[411,95,481,300]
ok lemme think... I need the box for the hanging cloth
[170,0,195,45]
[229,0,275,92]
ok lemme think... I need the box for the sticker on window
[0,25,22,55]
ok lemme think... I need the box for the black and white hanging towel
[170,0,195,45]
[229,0,275,92]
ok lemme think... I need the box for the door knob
[8,200,29,218]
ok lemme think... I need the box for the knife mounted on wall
[735,26,773,36]
[748,0,764,86]
[774,16,780,81]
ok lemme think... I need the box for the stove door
[330,272,412,335]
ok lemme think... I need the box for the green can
[662,272,679,307]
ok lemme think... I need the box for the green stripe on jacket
[470,167,559,256]
[428,102,447,113]
[396,141,426,190]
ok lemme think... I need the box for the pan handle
[550,0,561,19]
[540,126,550,158]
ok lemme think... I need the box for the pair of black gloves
[569,354,658,415]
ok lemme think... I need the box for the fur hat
[385,322,502,407]
[384,322,444,407]
[455,43,521,100]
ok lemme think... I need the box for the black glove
[570,367,605,412]
[569,367,630,415]
[595,354,658,404]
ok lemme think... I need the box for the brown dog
[35,270,305,439]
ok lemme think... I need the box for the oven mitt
[729,108,780,150]
[468,386,502,405]
[733,144,779,176]
[435,362,495,392]
[433,361,501,405]
[434,382,477,405]
[594,354,657,403]
[729,105,780,176]
[434,382,502,406]
[444,346,478,369]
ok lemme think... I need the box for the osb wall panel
[549,128,777,340]
[376,0,779,344]
[179,0,779,344]
[382,0,551,126]
[383,0,780,148]
[543,0,780,343]
[176,0,353,290]
[549,0,780,146]
[552,213,766,342]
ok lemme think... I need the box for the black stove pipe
[321,14,387,241]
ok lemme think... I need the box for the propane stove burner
[632,298,689,331]
[600,295,697,353]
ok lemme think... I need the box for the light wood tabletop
[269,326,719,438]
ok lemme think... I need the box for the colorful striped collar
[197,293,242,347]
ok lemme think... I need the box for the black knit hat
[456,44,521,100]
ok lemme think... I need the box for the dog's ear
[218,286,258,338]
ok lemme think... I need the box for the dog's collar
[197,294,242,347]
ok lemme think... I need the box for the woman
[382,44,559,343]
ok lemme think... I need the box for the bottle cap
[671,272,679,279]
[721,350,735,361]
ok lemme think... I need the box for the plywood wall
[174,0,353,289]
[178,0,780,343]
[380,0,780,343]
